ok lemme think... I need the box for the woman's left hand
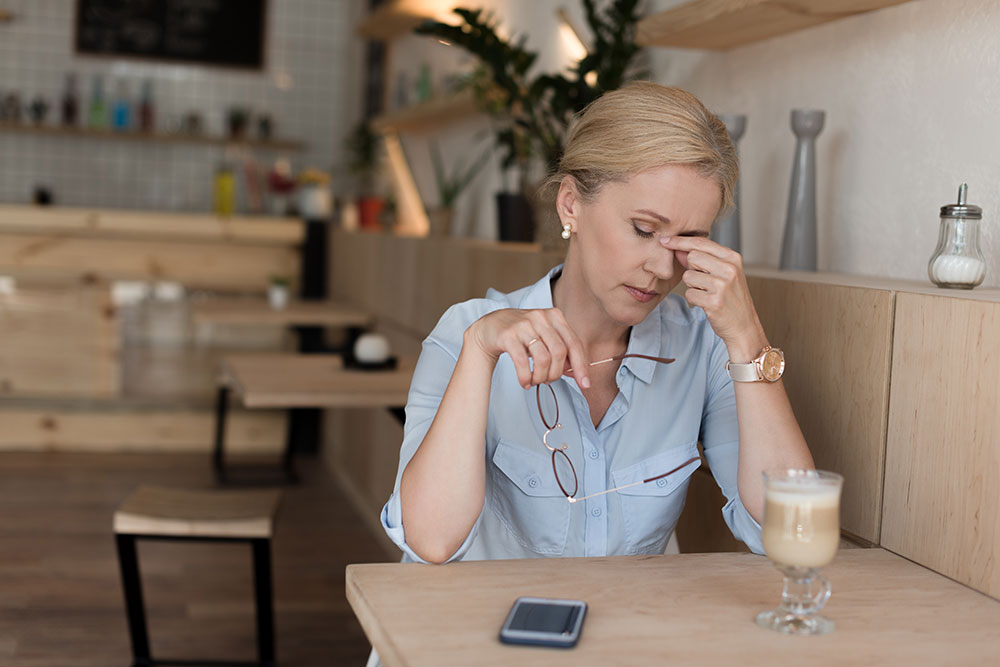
[659,236,765,354]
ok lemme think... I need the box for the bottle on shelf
[214,162,236,217]
[138,79,154,133]
[111,79,132,131]
[61,73,79,127]
[88,75,107,129]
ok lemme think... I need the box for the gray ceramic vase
[711,114,746,253]
[779,109,824,271]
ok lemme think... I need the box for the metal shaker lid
[941,183,982,219]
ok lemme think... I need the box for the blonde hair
[540,81,738,217]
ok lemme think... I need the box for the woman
[380,81,814,565]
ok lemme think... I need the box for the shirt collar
[621,304,663,385]
[515,264,560,310]
[517,264,664,385]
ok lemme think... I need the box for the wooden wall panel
[746,275,893,544]
[882,293,1000,598]
[675,469,750,554]
[0,233,300,292]
[0,407,285,453]
[325,406,403,559]
[0,286,119,398]
[329,228,564,339]
[0,204,304,244]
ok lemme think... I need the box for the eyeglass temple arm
[566,354,675,375]
[567,456,701,504]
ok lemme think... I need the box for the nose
[643,241,675,281]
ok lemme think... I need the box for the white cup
[353,333,391,364]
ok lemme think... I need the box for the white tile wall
[0,0,366,212]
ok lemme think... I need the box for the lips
[625,285,658,303]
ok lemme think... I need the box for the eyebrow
[633,209,710,237]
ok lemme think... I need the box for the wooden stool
[113,485,283,667]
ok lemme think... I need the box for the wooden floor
[0,451,394,666]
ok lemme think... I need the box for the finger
[661,235,741,264]
[529,314,577,385]
[681,268,718,294]
[507,341,534,389]
[535,325,569,384]
[684,286,710,311]
[505,323,539,388]
[526,336,552,387]
[685,249,737,282]
[548,312,591,389]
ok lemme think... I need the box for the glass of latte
[756,469,843,636]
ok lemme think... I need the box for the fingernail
[582,377,591,389]
[659,236,672,245]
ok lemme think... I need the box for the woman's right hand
[465,308,591,390]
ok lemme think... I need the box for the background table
[215,353,415,483]
[197,298,375,463]
[346,549,1000,666]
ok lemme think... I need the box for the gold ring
[527,338,539,347]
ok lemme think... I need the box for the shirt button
[656,478,668,488]
[589,449,599,459]
[591,508,602,518]
[528,477,539,488]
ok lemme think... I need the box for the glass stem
[780,567,817,616]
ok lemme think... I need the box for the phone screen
[508,600,582,634]
[500,597,587,648]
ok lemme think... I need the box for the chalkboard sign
[75,0,267,69]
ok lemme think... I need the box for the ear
[555,176,580,229]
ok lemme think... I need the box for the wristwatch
[726,346,785,383]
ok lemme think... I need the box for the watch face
[760,349,784,382]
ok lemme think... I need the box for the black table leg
[251,539,276,666]
[213,384,230,484]
[116,534,151,666]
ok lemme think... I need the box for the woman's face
[559,164,722,326]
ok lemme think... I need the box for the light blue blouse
[380,265,764,562]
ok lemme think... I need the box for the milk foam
[765,484,840,508]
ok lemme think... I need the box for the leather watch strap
[725,359,762,382]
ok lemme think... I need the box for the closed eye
[631,221,655,239]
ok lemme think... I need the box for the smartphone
[498,596,588,648]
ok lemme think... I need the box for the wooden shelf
[637,0,914,50]
[356,0,446,42]
[371,91,479,135]
[0,122,304,151]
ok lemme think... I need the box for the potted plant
[268,275,290,310]
[416,1,644,243]
[344,119,384,229]
[428,138,491,236]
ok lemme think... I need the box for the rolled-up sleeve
[380,300,500,563]
[699,335,764,554]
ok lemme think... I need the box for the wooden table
[215,353,415,483]
[346,549,1000,666]
[198,298,374,467]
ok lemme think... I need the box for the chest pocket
[612,442,701,555]
[490,438,570,555]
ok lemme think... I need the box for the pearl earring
[561,223,572,240]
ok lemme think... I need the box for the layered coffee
[761,481,840,568]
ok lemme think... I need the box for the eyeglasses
[535,353,700,503]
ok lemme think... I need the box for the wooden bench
[113,485,282,667]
